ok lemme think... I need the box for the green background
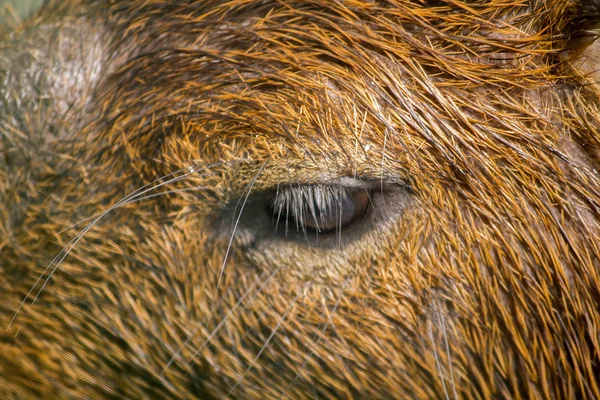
[0,0,47,26]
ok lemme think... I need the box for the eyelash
[268,184,371,234]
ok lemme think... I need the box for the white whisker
[226,290,303,398]
[58,185,212,234]
[8,161,231,332]
[161,264,282,375]
[285,278,349,396]
[213,162,267,307]
[437,299,457,400]
[429,312,450,400]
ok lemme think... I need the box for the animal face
[2,1,600,398]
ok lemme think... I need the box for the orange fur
[1,0,600,398]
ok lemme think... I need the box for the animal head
[2,0,600,398]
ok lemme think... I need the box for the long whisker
[429,308,450,400]
[162,162,268,375]
[58,185,211,234]
[343,256,375,372]
[8,161,229,331]
[213,162,267,307]
[226,290,303,398]
[120,185,213,205]
[161,263,282,375]
[284,277,350,396]
[437,299,457,400]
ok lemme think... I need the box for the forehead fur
[10,2,600,180]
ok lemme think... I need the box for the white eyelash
[270,185,351,233]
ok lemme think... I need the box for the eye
[217,178,409,249]
[268,185,371,234]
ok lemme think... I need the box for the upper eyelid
[334,177,380,189]
[274,177,395,190]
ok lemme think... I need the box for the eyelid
[335,177,381,189]
[277,177,392,190]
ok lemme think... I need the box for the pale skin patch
[574,27,600,90]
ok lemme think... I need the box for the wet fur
[2,0,600,398]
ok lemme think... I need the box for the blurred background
[0,0,46,27]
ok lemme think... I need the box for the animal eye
[268,185,371,234]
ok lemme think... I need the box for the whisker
[284,277,350,396]
[213,162,267,309]
[8,161,230,332]
[429,309,450,400]
[58,185,211,234]
[163,162,267,375]
[437,299,457,400]
[161,264,282,375]
[343,254,376,374]
[121,185,212,205]
[273,184,284,233]
[226,289,303,398]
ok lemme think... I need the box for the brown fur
[2,0,600,398]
